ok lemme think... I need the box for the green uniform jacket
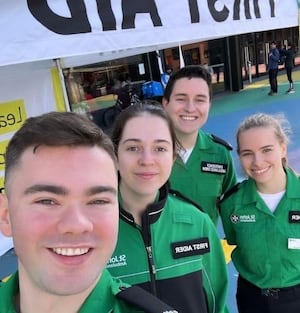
[107,184,229,313]
[169,130,237,225]
[0,269,165,313]
[220,167,300,289]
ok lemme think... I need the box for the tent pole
[146,53,153,81]
[179,43,185,68]
[55,58,71,112]
[156,50,164,74]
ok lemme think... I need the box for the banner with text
[0,0,298,67]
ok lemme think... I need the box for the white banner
[0,0,298,67]
[0,61,65,190]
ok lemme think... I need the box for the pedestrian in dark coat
[267,41,279,96]
[284,42,296,94]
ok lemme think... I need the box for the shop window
[183,48,201,65]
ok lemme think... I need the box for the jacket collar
[119,183,169,225]
[242,167,298,204]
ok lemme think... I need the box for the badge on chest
[171,238,210,259]
[289,211,300,223]
[201,161,227,174]
[288,211,300,250]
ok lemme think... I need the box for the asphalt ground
[204,66,300,313]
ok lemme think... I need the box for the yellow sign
[0,100,27,191]
[0,139,8,172]
[0,100,27,135]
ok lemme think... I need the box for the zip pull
[146,245,156,275]
[146,245,157,296]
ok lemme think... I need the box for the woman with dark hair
[107,102,229,313]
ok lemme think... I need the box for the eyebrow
[86,186,117,196]
[174,92,207,98]
[24,184,117,196]
[240,145,274,153]
[239,149,251,154]
[122,138,171,145]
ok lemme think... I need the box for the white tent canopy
[0,0,299,253]
[0,1,298,68]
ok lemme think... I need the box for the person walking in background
[108,102,229,313]
[267,41,280,96]
[284,42,296,94]
[213,54,222,83]
[162,65,237,225]
[0,111,177,313]
[220,113,300,313]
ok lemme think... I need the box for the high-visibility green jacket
[169,130,237,225]
[220,167,300,289]
[0,269,176,313]
[107,184,229,313]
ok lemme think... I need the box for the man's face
[163,77,211,138]
[0,146,118,296]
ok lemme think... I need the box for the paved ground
[204,66,300,313]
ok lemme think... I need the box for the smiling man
[0,111,176,313]
[163,65,237,225]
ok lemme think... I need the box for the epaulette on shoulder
[219,183,241,203]
[211,134,233,151]
[169,188,204,212]
[0,275,11,283]
[117,285,178,313]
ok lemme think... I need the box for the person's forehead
[122,115,171,138]
[21,144,103,157]
[239,126,277,141]
[172,77,209,94]
[10,145,117,179]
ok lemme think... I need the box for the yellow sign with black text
[0,100,27,135]
[0,100,27,191]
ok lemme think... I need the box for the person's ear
[162,97,168,109]
[115,153,120,171]
[173,151,177,163]
[0,194,12,237]
[281,143,287,159]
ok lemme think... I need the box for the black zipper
[141,211,157,296]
